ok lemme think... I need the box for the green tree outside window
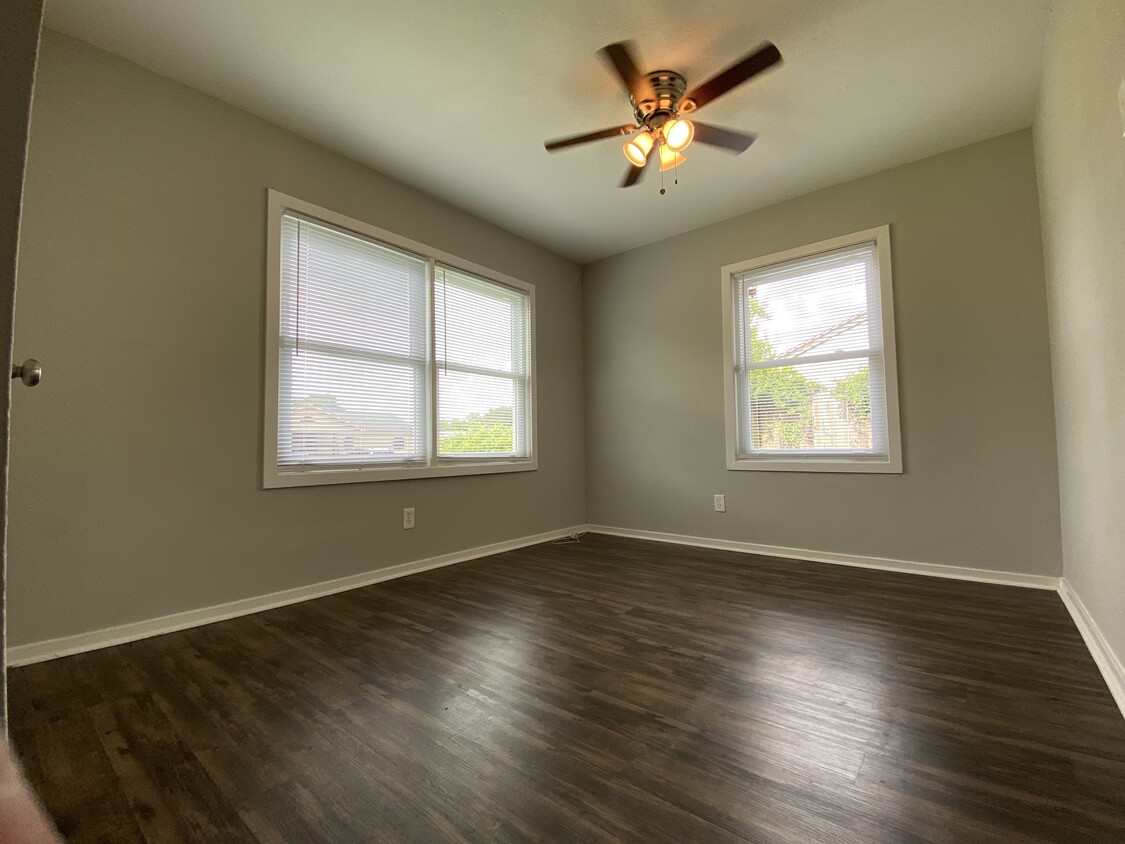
[746,296,820,449]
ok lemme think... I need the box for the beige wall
[7,31,585,647]
[583,130,1063,575]
[0,0,45,726]
[1035,1,1125,664]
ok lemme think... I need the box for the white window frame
[263,190,537,488]
[721,225,902,474]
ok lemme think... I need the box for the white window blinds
[269,197,536,486]
[435,265,532,458]
[733,240,891,460]
[279,213,428,469]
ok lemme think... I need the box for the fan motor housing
[631,70,688,126]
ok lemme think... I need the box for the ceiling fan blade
[620,163,645,188]
[619,147,655,188]
[682,42,782,112]
[600,41,655,105]
[692,122,757,153]
[544,124,637,152]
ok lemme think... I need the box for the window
[264,191,535,487]
[721,226,902,473]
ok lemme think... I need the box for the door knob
[11,359,42,387]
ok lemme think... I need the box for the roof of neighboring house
[778,312,867,360]
[293,398,410,432]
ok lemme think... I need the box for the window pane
[281,214,427,360]
[435,265,531,458]
[437,370,524,456]
[434,265,527,375]
[738,243,878,363]
[740,355,885,455]
[281,347,426,466]
[278,213,427,469]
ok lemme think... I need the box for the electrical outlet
[403,507,415,529]
[713,494,726,513]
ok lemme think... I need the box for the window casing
[721,226,902,473]
[264,191,536,488]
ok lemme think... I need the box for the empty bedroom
[1,0,1123,841]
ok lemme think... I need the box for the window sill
[727,456,902,474]
[263,458,537,489]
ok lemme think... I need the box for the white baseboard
[586,525,1125,720]
[584,524,1061,590]
[5,525,585,667]
[9,522,1121,723]
[1058,579,1125,719]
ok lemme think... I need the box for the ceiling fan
[544,40,782,188]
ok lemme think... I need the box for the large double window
[264,191,535,487]
[721,226,902,473]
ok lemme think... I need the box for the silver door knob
[11,359,42,387]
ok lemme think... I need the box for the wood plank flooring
[8,533,1125,842]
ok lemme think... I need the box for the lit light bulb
[658,143,686,172]
[664,118,694,152]
[623,131,654,167]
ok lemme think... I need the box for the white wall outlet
[713,494,726,513]
[403,507,415,529]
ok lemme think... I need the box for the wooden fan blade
[600,41,655,105]
[544,124,637,152]
[620,147,654,187]
[692,122,757,153]
[621,163,645,188]
[682,42,782,112]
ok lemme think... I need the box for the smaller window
[721,226,902,473]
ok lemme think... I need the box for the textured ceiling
[44,0,1050,263]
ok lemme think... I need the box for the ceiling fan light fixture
[544,40,782,188]
[658,144,686,172]
[664,118,694,152]
[623,131,654,167]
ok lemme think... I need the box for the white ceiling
[44,0,1050,264]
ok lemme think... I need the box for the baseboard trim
[9,522,1119,721]
[1058,579,1125,718]
[584,524,1061,590]
[6,525,585,667]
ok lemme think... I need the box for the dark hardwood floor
[8,533,1125,843]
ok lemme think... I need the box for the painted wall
[1035,1,1125,668]
[7,32,585,647]
[0,0,45,726]
[583,130,1062,575]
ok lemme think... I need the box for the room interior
[1,0,1124,840]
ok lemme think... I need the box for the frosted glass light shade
[623,131,654,167]
[664,119,694,152]
[658,144,686,171]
